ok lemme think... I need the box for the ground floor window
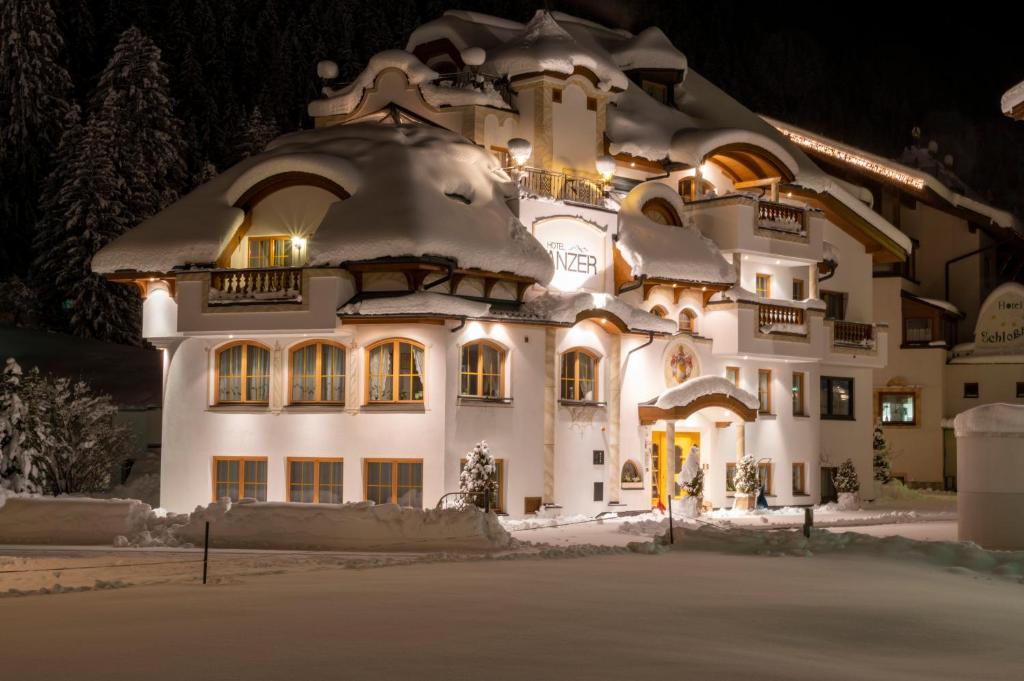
[725,462,736,495]
[459,458,506,512]
[792,463,807,495]
[287,458,344,503]
[213,457,267,502]
[758,462,773,495]
[821,376,854,420]
[364,459,423,508]
[879,392,916,425]
[792,372,806,416]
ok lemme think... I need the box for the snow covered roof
[339,291,491,318]
[309,51,438,118]
[653,375,760,411]
[954,403,1024,438]
[94,123,554,283]
[498,291,678,334]
[616,182,735,286]
[1001,79,1024,116]
[903,292,961,317]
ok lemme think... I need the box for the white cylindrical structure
[954,403,1024,550]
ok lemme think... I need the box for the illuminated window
[792,372,806,416]
[247,236,292,268]
[215,342,270,404]
[792,463,807,495]
[758,369,772,414]
[821,376,854,420]
[213,457,267,502]
[366,339,424,403]
[364,459,423,508]
[725,366,740,387]
[879,392,916,425]
[560,349,599,402]
[289,341,346,404]
[679,308,697,333]
[460,341,505,399]
[756,273,772,299]
[287,458,344,503]
[458,457,506,512]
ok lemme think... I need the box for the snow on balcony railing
[208,268,303,305]
[756,200,806,235]
[758,302,806,335]
[426,71,512,109]
[832,320,875,348]
[519,167,604,208]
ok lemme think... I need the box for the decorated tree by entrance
[734,455,759,495]
[834,458,860,494]
[872,421,892,483]
[459,440,498,510]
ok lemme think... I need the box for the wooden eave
[638,393,758,425]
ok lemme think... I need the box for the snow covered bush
[733,455,759,495]
[459,441,498,510]
[873,421,892,483]
[834,458,860,494]
[0,358,132,496]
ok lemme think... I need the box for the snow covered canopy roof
[93,123,554,283]
[616,182,735,286]
[639,375,759,424]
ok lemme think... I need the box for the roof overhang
[638,392,758,425]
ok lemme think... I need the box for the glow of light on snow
[774,126,926,190]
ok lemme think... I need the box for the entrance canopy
[638,375,759,425]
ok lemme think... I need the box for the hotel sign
[533,217,606,292]
[975,283,1024,349]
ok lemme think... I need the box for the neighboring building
[94,11,911,515]
[763,120,1024,489]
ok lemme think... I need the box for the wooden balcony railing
[519,167,604,208]
[757,200,806,234]
[209,268,303,305]
[758,303,805,332]
[832,320,874,347]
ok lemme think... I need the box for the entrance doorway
[651,431,700,508]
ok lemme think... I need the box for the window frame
[755,273,772,299]
[559,347,601,404]
[821,376,855,420]
[792,371,806,416]
[757,462,774,495]
[363,458,424,509]
[821,290,847,321]
[679,308,697,333]
[641,198,680,226]
[904,316,933,344]
[288,340,347,405]
[214,341,272,405]
[212,456,268,502]
[757,369,772,414]
[725,366,740,387]
[792,278,805,300]
[459,340,507,400]
[286,457,344,504]
[878,391,918,426]
[725,462,737,496]
[247,235,293,268]
[963,382,979,399]
[792,462,807,495]
[364,338,426,405]
[649,304,668,318]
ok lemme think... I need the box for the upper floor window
[904,317,932,344]
[460,341,505,399]
[822,290,847,320]
[679,308,697,333]
[821,376,854,420]
[756,273,772,299]
[725,366,740,387]
[792,372,806,416]
[792,278,805,300]
[367,339,424,403]
[641,198,680,226]
[248,236,292,268]
[290,341,346,404]
[561,348,599,402]
[641,79,669,104]
[650,305,668,318]
[757,369,772,414]
[216,342,270,404]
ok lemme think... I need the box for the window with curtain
[725,366,740,387]
[758,462,773,495]
[792,372,806,416]
[879,392,916,425]
[287,458,343,503]
[756,273,771,299]
[460,341,505,399]
[213,457,267,502]
[367,339,424,403]
[560,349,599,402]
[247,236,292,268]
[757,369,772,414]
[290,341,346,404]
[792,463,807,495]
[216,342,270,404]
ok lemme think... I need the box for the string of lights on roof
[774,127,927,191]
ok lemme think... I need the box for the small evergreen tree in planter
[733,455,759,511]
[872,421,893,488]
[459,441,497,511]
[834,458,860,510]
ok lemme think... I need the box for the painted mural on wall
[663,340,699,387]
[975,283,1024,350]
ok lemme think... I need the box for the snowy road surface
[1,551,1022,680]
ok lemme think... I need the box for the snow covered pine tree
[0,359,40,493]
[834,458,861,510]
[872,421,893,483]
[459,441,498,511]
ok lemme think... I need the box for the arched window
[216,341,271,404]
[460,341,505,399]
[290,341,346,404]
[641,198,681,226]
[679,308,698,334]
[366,339,425,403]
[621,460,643,489]
[560,348,599,402]
[649,305,668,318]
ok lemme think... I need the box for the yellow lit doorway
[651,431,700,509]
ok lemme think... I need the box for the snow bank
[309,50,438,118]
[653,375,759,411]
[953,403,1024,437]
[518,291,678,334]
[0,494,152,545]
[616,182,735,286]
[339,291,491,318]
[174,499,511,552]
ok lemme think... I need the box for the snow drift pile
[0,493,152,545]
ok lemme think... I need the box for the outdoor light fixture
[595,154,616,181]
[507,137,532,167]
[293,236,307,249]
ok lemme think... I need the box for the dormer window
[248,236,292,268]
[641,79,669,105]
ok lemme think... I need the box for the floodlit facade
[95,10,921,515]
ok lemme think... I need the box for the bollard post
[803,507,813,538]
[484,491,490,514]
[668,497,674,545]
[202,521,210,585]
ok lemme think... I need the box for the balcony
[832,320,874,348]
[208,267,303,306]
[757,302,806,336]
[428,71,512,109]
[756,200,806,237]
[683,194,820,259]
[519,167,605,209]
